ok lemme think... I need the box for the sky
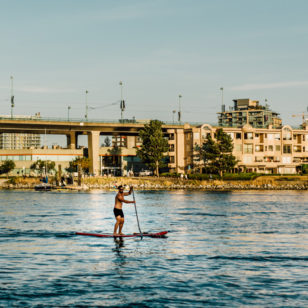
[1,0,308,129]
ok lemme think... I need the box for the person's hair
[118,185,123,190]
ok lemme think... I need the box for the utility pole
[119,81,125,120]
[10,76,14,119]
[85,90,88,121]
[178,94,182,123]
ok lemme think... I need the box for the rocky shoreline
[1,176,308,191]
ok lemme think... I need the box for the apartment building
[168,123,308,174]
[217,99,282,129]
[0,132,41,149]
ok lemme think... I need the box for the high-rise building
[0,114,41,149]
[0,133,41,149]
[218,98,282,128]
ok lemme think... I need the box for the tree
[136,120,169,177]
[30,160,56,175]
[102,136,111,147]
[65,157,90,174]
[0,160,15,178]
[195,128,237,177]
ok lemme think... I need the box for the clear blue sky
[1,0,308,127]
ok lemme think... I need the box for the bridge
[0,116,202,174]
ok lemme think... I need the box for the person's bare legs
[113,216,122,235]
[118,217,125,235]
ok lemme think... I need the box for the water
[0,190,308,307]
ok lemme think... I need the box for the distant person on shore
[113,185,135,236]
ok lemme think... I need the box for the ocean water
[0,189,308,307]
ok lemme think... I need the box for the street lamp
[119,81,125,120]
[220,87,224,106]
[178,94,182,123]
[85,90,88,121]
[68,106,71,121]
[172,110,176,124]
[10,76,14,119]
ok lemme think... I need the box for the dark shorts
[114,208,124,218]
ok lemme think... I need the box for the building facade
[0,132,41,149]
[168,123,308,175]
[217,98,282,129]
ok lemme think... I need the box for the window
[268,145,273,151]
[274,134,280,140]
[268,134,274,141]
[255,145,264,152]
[169,134,175,140]
[244,132,253,140]
[275,145,281,152]
[282,128,292,140]
[244,144,253,154]
[236,133,242,139]
[283,145,291,154]
[169,144,175,152]
[293,145,301,153]
[170,156,175,163]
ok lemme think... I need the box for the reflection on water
[0,190,308,307]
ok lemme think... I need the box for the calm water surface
[0,190,308,307]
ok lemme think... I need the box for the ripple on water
[0,190,308,307]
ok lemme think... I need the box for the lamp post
[68,106,71,121]
[10,76,14,119]
[172,110,176,124]
[119,81,125,120]
[220,87,224,107]
[178,94,182,123]
[85,90,88,121]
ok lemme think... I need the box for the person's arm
[124,186,133,196]
[117,194,135,204]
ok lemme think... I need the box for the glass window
[268,145,273,151]
[236,133,242,139]
[244,132,253,140]
[283,145,291,154]
[275,134,280,140]
[243,144,253,154]
[275,145,281,152]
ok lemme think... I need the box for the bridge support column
[67,132,77,149]
[175,129,185,174]
[88,131,100,176]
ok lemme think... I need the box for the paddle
[132,187,143,239]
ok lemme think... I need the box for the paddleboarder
[113,185,135,236]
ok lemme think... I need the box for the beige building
[168,123,308,175]
[218,98,282,129]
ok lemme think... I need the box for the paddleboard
[75,231,168,238]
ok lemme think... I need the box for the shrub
[222,173,259,181]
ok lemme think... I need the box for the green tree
[195,128,237,177]
[102,136,111,147]
[30,160,56,175]
[65,157,90,174]
[0,160,16,178]
[136,120,169,177]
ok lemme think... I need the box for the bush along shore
[0,175,308,191]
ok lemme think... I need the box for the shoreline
[1,176,308,191]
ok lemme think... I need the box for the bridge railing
[0,116,207,127]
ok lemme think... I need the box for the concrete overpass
[0,116,198,175]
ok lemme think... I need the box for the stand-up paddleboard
[75,231,168,238]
